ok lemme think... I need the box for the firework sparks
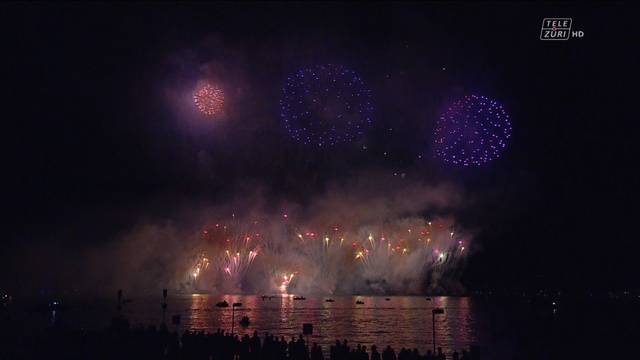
[279,273,296,294]
[280,64,374,146]
[222,247,259,280]
[193,81,224,116]
[434,94,512,166]
[189,252,210,290]
[185,215,468,294]
[189,217,266,291]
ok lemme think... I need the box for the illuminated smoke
[88,175,471,296]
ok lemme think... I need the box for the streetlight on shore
[231,302,242,335]
[161,289,168,324]
[432,307,445,353]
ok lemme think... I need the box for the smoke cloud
[85,172,472,296]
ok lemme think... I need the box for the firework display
[193,80,225,116]
[433,94,512,166]
[183,215,468,295]
[279,272,296,294]
[189,252,210,288]
[280,64,375,147]
[185,219,265,292]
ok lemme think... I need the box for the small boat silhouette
[325,298,335,302]
[293,296,306,300]
[48,300,70,311]
[385,298,391,301]
[356,300,365,305]
[425,297,432,301]
[215,300,229,308]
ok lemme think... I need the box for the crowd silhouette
[8,315,480,360]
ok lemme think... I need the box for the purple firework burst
[280,64,374,147]
[433,94,512,166]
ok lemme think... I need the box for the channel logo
[540,18,584,40]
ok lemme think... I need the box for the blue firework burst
[434,94,512,166]
[280,64,374,147]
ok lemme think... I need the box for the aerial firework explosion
[433,94,512,166]
[193,80,225,116]
[280,64,375,147]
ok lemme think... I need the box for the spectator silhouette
[371,345,381,360]
[9,318,480,360]
[311,342,323,360]
[382,345,396,360]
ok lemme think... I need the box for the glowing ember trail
[279,273,296,294]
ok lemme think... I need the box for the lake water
[11,293,639,359]
[24,295,490,356]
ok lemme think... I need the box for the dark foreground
[2,316,478,360]
[1,294,638,359]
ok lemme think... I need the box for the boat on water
[356,300,365,304]
[293,296,306,300]
[215,300,229,308]
[29,300,72,313]
[325,298,335,302]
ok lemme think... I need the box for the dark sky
[1,3,637,294]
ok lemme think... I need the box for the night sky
[2,3,637,295]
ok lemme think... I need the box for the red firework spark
[193,81,224,116]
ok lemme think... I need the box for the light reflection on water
[118,295,484,354]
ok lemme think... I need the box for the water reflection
[129,295,481,355]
